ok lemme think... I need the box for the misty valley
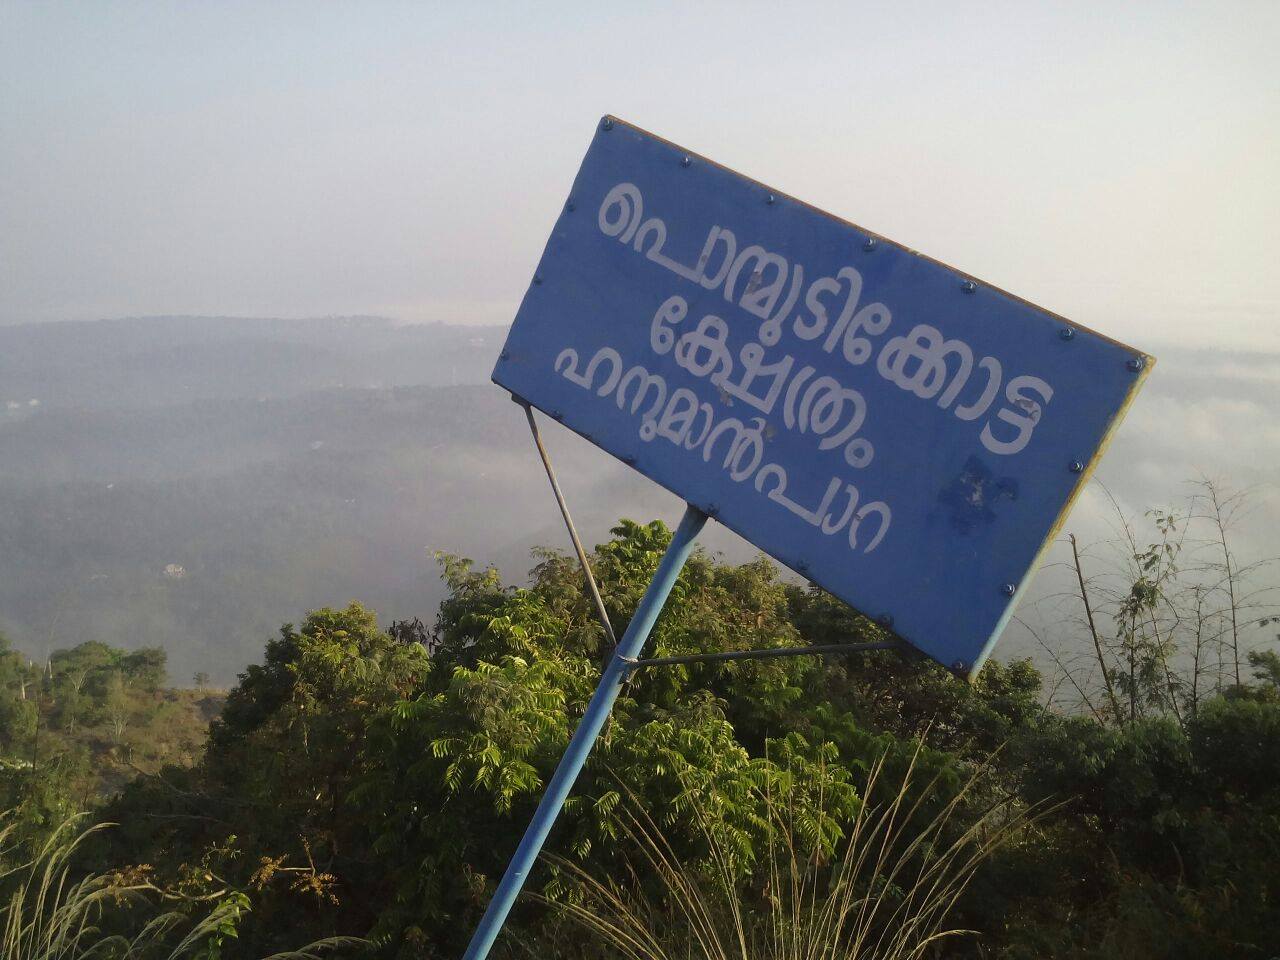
[0,315,1276,959]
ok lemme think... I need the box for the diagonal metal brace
[621,640,904,672]
[516,396,618,650]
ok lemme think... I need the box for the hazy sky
[3,1,1278,353]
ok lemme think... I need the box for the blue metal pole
[460,504,708,960]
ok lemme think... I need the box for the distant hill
[0,317,677,685]
[0,315,499,411]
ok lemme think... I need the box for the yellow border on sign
[968,357,1154,680]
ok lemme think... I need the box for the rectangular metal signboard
[493,116,1152,678]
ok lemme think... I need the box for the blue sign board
[493,116,1152,678]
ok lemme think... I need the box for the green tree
[95,518,1280,960]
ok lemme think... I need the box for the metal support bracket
[517,395,617,650]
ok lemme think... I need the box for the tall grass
[0,811,361,960]
[533,740,1042,960]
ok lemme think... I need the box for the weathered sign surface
[493,116,1152,678]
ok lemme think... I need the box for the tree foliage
[0,512,1274,958]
